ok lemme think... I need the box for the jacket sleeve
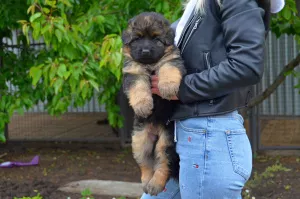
[177,0,266,104]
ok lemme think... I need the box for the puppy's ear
[164,28,175,46]
[121,30,132,45]
[121,17,136,45]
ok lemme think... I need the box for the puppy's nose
[142,49,150,56]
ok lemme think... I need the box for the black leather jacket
[170,0,267,121]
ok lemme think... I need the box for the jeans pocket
[176,119,206,157]
[225,129,252,181]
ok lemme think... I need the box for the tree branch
[247,53,300,109]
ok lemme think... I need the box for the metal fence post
[249,83,259,154]
[117,85,134,148]
[4,124,8,142]
[249,106,258,154]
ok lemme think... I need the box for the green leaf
[83,45,92,56]
[30,12,42,23]
[69,77,77,93]
[29,66,42,86]
[282,7,292,20]
[17,20,28,24]
[95,15,105,24]
[41,24,52,34]
[27,4,35,14]
[72,67,81,80]
[0,133,6,143]
[54,23,65,33]
[81,84,89,99]
[80,80,86,89]
[55,29,63,42]
[89,80,99,91]
[163,1,170,11]
[61,0,72,7]
[49,66,57,80]
[22,97,33,108]
[113,52,122,67]
[63,45,78,60]
[22,24,30,44]
[32,22,41,40]
[156,2,162,12]
[42,7,50,14]
[53,78,64,94]
[57,64,67,78]
[17,107,25,115]
[63,71,71,80]
[84,70,96,79]
[46,0,57,7]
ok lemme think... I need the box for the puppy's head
[122,12,175,65]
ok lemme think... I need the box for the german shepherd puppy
[121,12,186,196]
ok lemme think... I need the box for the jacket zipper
[205,52,211,69]
[205,52,214,105]
[176,14,196,48]
[181,16,202,55]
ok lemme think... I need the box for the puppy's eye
[154,37,164,46]
[154,37,162,43]
[132,37,142,42]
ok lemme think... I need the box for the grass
[242,159,292,199]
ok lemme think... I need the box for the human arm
[177,0,266,104]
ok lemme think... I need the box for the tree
[0,0,183,142]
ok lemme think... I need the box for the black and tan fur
[121,12,186,196]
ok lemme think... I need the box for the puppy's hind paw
[144,178,166,196]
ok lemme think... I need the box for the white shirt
[270,0,285,13]
[174,0,285,45]
[174,0,198,45]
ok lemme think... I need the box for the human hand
[151,75,179,100]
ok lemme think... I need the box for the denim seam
[200,131,208,199]
[167,188,180,199]
[178,121,207,133]
[225,132,249,181]
[200,128,246,133]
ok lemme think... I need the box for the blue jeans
[141,110,252,199]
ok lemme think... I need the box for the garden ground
[0,143,299,199]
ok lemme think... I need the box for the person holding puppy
[145,0,285,198]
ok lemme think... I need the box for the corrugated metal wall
[259,33,300,116]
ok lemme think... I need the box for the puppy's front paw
[158,81,180,100]
[144,177,166,196]
[133,97,153,118]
